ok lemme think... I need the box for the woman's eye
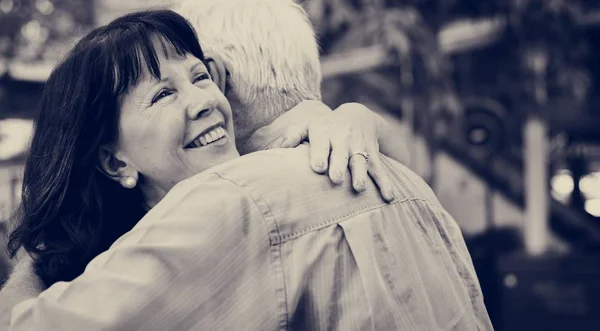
[193,73,211,83]
[152,90,172,104]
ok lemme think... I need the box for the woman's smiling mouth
[185,126,227,149]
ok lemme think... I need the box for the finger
[308,126,332,173]
[265,137,285,150]
[278,124,308,149]
[368,154,395,202]
[348,153,369,192]
[328,143,350,185]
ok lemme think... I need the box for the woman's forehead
[139,48,205,75]
[131,35,203,76]
[139,55,205,82]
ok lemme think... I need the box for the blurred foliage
[302,0,460,143]
[304,0,451,86]
[301,0,594,120]
[0,0,93,65]
[505,0,591,105]
[0,0,595,110]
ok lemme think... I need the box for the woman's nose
[187,105,214,120]
[186,93,217,120]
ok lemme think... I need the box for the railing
[438,135,600,249]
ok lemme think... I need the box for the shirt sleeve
[10,173,284,331]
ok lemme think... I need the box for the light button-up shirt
[11,110,493,331]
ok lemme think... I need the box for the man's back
[206,144,493,330]
[9,145,492,331]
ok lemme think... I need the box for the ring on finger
[349,151,370,163]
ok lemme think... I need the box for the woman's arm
[275,101,409,165]
[274,101,411,202]
[0,252,45,330]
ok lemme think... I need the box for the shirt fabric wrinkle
[9,109,493,331]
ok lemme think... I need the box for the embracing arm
[8,174,279,331]
[267,100,410,201]
[272,101,409,165]
[0,253,45,330]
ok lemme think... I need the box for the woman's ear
[98,145,137,186]
[205,53,228,94]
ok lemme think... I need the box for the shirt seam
[212,173,289,330]
[212,173,283,245]
[279,196,430,243]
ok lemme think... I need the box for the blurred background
[1,0,600,330]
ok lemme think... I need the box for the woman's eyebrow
[189,62,205,72]
[145,75,171,88]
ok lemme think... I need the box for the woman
[3,9,397,292]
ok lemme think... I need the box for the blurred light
[36,0,54,15]
[438,18,506,54]
[584,199,600,217]
[580,172,600,199]
[21,20,43,42]
[0,0,13,14]
[523,48,549,75]
[551,170,574,196]
[0,119,34,161]
[551,190,570,204]
[468,127,488,144]
[503,274,518,289]
[8,61,52,82]
[55,12,75,35]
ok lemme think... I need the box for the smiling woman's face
[114,48,239,198]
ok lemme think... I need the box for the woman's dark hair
[7,9,207,287]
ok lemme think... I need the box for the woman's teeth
[187,127,226,148]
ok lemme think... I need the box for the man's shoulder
[202,145,441,242]
[210,145,434,200]
[207,145,365,204]
[170,145,440,214]
[211,145,315,185]
[147,148,312,227]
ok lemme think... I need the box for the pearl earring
[120,176,137,189]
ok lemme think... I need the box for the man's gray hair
[174,0,322,118]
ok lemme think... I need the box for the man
[6,1,493,330]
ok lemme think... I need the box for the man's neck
[238,100,331,155]
[237,113,284,155]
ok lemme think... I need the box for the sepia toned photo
[1,1,599,330]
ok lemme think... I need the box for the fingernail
[333,171,343,182]
[315,160,325,170]
[355,179,366,191]
[387,190,395,201]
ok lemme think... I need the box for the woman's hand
[275,101,400,202]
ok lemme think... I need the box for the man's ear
[97,145,129,183]
[205,53,228,94]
